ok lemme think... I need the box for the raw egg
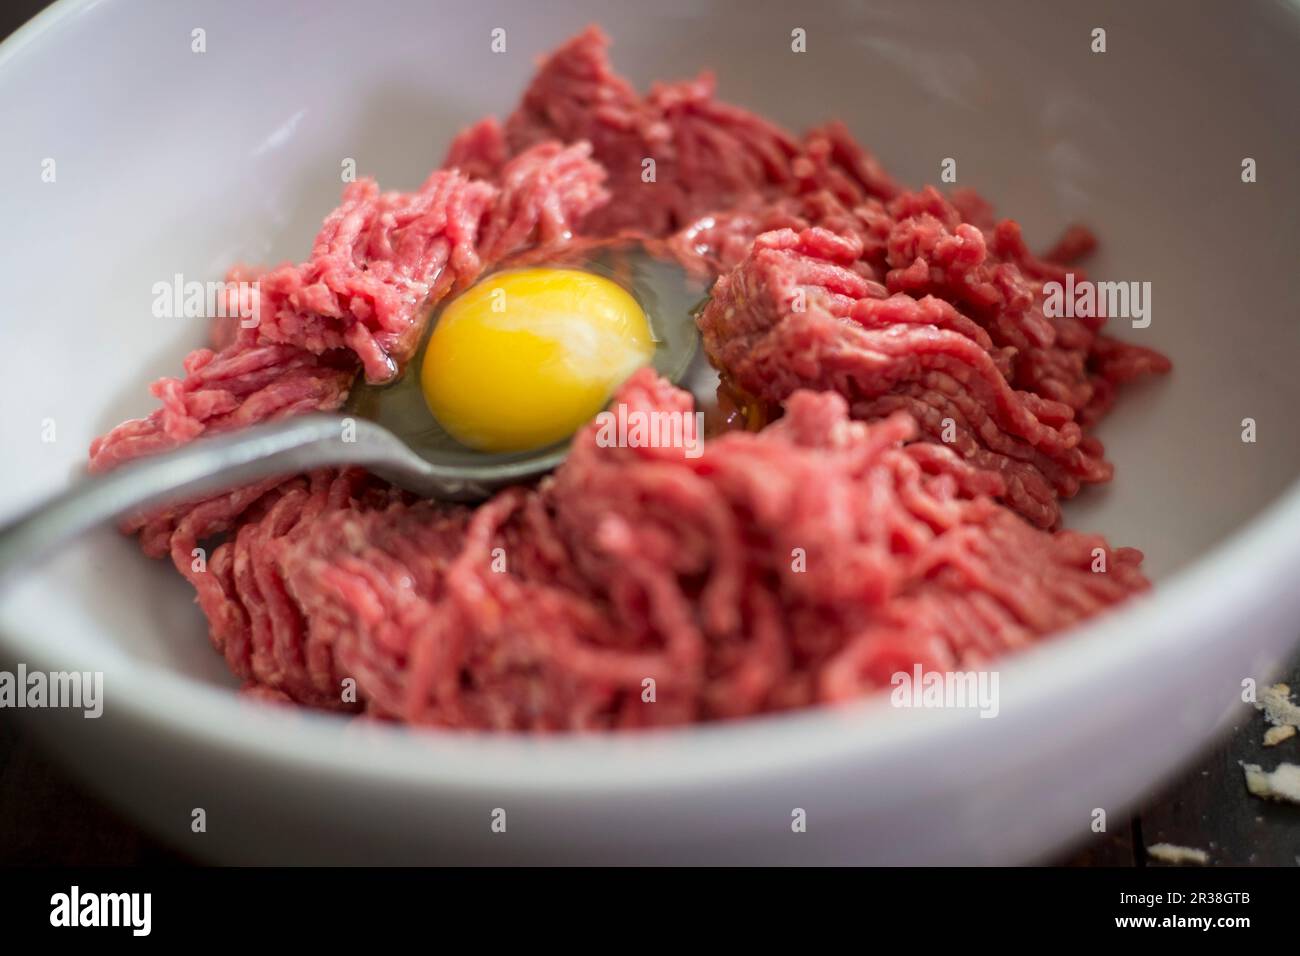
[420,268,656,453]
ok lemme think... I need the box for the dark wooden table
[3,0,1297,868]
[1064,647,1300,867]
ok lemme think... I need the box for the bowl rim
[4,0,1300,795]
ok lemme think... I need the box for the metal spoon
[0,412,549,584]
[0,249,712,585]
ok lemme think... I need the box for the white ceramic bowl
[3,0,1299,864]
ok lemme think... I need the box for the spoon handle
[0,414,397,586]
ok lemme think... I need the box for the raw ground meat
[90,26,1167,730]
[694,188,1171,527]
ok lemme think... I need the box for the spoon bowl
[347,241,704,464]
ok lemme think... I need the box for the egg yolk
[420,268,655,453]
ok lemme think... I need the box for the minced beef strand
[89,26,1168,730]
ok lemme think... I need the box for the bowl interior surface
[2,0,1300,790]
